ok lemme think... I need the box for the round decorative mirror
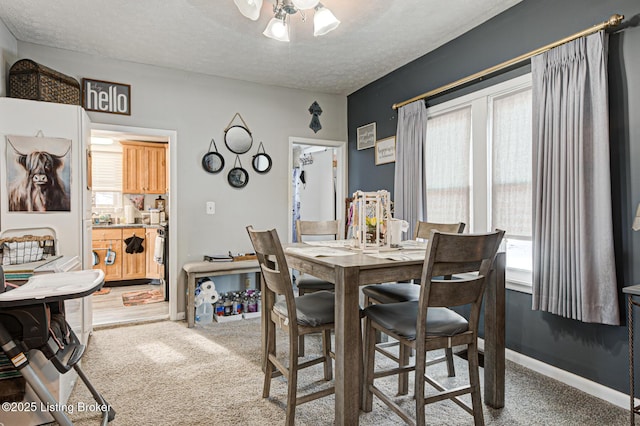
[252,154,272,173]
[224,125,253,154]
[228,155,249,188]
[202,139,224,174]
[252,142,272,174]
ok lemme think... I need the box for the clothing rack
[391,14,624,110]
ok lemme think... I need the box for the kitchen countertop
[92,223,167,229]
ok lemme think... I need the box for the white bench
[183,260,260,327]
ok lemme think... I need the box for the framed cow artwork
[6,135,72,212]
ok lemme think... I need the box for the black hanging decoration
[202,138,225,174]
[252,141,272,174]
[308,101,322,133]
[228,155,249,188]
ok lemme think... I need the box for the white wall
[14,41,347,315]
[0,20,18,97]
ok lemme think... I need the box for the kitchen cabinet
[145,227,164,280]
[121,140,167,194]
[92,227,146,281]
[92,228,123,281]
[121,228,146,279]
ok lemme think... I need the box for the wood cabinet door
[122,143,145,193]
[92,238,123,282]
[92,229,123,282]
[104,239,123,281]
[145,146,167,194]
[91,239,106,275]
[121,228,146,279]
[121,141,167,194]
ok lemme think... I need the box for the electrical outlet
[206,201,215,215]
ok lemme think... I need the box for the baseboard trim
[478,339,634,410]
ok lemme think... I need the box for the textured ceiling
[0,0,522,95]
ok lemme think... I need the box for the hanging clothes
[292,167,302,241]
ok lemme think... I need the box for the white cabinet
[0,98,92,264]
[0,97,93,341]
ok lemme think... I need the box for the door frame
[90,122,180,321]
[288,136,348,243]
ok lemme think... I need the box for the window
[490,88,532,278]
[425,106,471,225]
[91,145,123,209]
[425,74,532,290]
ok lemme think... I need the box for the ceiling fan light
[291,0,320,10]
[234,0,263,21]
[263,17,290,42]
[313,6,340,36]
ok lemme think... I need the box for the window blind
[91,150,122,191]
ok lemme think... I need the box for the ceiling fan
[234,0,340,42]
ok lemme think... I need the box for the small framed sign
[82,78,131,115]
[375,136,396,165]
[357,122,376,150]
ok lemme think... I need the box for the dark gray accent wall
[348,0,640,394]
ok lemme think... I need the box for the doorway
[288,137,347,242]
[89,123,178,327]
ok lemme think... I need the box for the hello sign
[82,78,131,115]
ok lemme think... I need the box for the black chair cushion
[362,283,419,304]
[296,275,335,291]
[274,290,335,327]
[363,301,468,340]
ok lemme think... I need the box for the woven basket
[0,234,56,266]
[8,59,80,105]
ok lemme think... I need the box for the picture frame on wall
[6,135,72,212]
[375,136,396,165]
[357,122,376,150]
[128,194,144,210]
[82,78,131,115]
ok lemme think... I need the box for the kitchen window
[425,74,533,291]
[91,144,123,209]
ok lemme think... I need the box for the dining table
[283,241,506,426]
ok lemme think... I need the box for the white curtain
[531,31,619,325]
[492,89,533,238]
[425,107,471,226]
[394,101,427,238]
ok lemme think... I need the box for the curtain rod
[391,13,624,110]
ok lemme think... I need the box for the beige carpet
[67,319,629,425]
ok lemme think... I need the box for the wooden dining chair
[361,221,465,393]
[362,229,504,426]
[294,219,341,356]
[246,226,335,426]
